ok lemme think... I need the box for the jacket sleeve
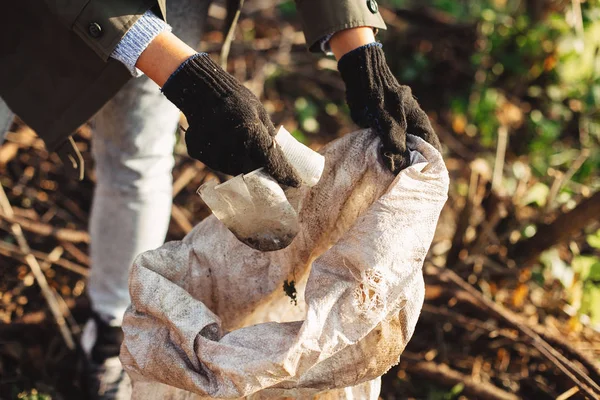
[43,0,160,60]
[294,0,387,52]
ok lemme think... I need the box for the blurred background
[0,0,599,398]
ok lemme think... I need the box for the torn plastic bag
[120,129,449,399]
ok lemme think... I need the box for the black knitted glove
[162,53,300,187]
[338,43,441,174]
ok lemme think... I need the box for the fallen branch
[60,241,90,266]
[173,164,203,198]
[171,204,194,234]
[0,239,88,276]
[0,142,20,165]
[530,323,600,384]
[402,356,519,400]
[421,304,518,341]
[556,386,580,400]
[8,246,64,298]
[439,266,600,398]
[512,190,600,267]
[0,183,75,350]
[50,285,81,337]
[426,268,598,381]
[0,212,89,243]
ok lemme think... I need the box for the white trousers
[88,0,211,324]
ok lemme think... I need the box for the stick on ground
[439,266,600,398]
[0,212,90,243]
[403,355,519,400]
[512,190,600,267]
[0,240,89,276]
[0,183,75,350]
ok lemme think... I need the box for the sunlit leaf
[521,182,550,207]
[587,229,600,249]
[572,255,600,281]
[448,383,465,397]
[541,249,573,287]
[556,21,600,83]
[291,130,307,144]
[581,283,600,325]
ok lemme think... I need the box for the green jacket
[0,0,385,177]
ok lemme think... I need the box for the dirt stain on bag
[283,279,297,305]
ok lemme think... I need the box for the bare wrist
[330,27,376,61]
[136,31,196,87]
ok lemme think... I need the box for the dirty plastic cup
[198,126,325,252]
[199,170,299,251]
[273,126,325,186]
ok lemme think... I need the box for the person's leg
[87,0,212,326]
[82,2,212,398]
[82,75,179,399]
[87,75,180,324]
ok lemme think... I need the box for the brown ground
[1,1,599,399]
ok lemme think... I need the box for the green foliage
[378,0,410,8]
[521,182,550,207]
[543,250,600,325]
[580,283,600,325]
[587,229,600,249]
[294,97,320,135]
[448,383,465,398]
[17,390,51,400]
[572,255,600,282]
[277,0,297,18]
[291,129,308,144]
[423,382,465,400]
[400,0,600,186]
[541,249,573,288]
[468,88,502,147]
[400,52,431,83]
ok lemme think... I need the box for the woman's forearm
[136,27,376,86]
[136,31,196,87]
[329,27,376,61]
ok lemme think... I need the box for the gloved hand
[338,43,441,174]
[162,53,301,187]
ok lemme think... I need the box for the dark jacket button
[88,22,103,38]
[367,0,379,14]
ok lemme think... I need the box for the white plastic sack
[120,129,449,400]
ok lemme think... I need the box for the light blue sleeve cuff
[319,33,335,55]
[110,10,172,77]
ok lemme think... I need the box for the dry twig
[0,212,89,243]
[512,190,600,267]
[173,164,203,198]
[0,183,75,350]
[0,241,88,276]
[60,241,90,266]
[492,126,508,192]
[171,204,194,234]
[545,148,590,212]
[402,354,519,400]
[438,266,600,398]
